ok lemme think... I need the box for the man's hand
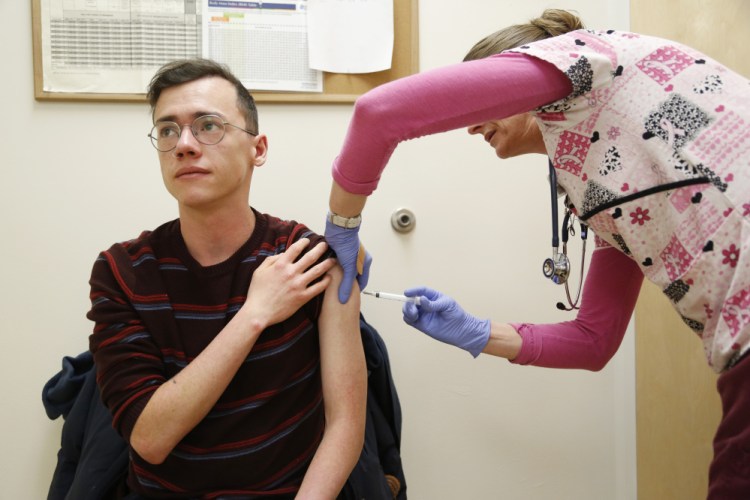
[324,219,372,304]
[244,238,335,328]
[402,286,490,357]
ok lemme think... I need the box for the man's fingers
[260,240,331,278]
[304,272,333,298]
[305,257,336,282]
[289,240,330,271]
[282,237,312,263]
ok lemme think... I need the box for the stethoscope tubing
[547,159,587,310]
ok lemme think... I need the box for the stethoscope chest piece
[542,252,570,285]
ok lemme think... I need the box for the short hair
[147,58,259,134]
[464,9,585,61]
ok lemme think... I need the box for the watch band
[327,211,362,229]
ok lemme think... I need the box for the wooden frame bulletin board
[32,0,419,104]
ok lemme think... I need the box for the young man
[87,59,366,498]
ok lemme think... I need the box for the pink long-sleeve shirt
[333,53,644,370]
[332,53,572,195]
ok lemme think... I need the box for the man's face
[152,76,267,211]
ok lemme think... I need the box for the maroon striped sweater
[88,209,326,498]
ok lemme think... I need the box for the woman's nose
[467,123,484,135]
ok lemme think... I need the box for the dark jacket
[43,316,406,499]
[42,351,129,500]
[340,316,407,499]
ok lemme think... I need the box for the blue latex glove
[325,218,372,303]
[402,286,490,357]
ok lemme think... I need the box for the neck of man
[178,202,256,267]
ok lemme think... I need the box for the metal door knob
[391,208,416,233]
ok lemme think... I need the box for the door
[349,3,634,498]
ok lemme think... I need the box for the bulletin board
[31,0,419,104]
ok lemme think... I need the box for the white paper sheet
[202,0,322,92]
[41,0,202,94]
[306,0,393,74]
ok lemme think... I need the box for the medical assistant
[332,29,750,375]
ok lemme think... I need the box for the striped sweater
[88,209,326,498]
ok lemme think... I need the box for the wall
[0,1,632,498]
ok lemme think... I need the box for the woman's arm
[506,246,645,371]
[327,53,572,302]
[330,52,573,210]
[402,246,643,371]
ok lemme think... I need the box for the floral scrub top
[512,29,750,372]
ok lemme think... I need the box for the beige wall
[2,2,633,498]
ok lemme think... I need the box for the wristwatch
[327,211,362,229]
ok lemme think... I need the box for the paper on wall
[203,0,322,92]
[307,0,393,74]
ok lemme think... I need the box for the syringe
[363,290,421,305]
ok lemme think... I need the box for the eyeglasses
[148,114,258,152]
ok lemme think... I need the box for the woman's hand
[325,219,372,304]
[402,286,491,357]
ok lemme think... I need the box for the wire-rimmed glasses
[148,114,257,152]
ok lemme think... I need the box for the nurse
[323,9,750,499]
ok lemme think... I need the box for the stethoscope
[542,160,588,310]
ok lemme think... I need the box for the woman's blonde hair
[464,9,585,61]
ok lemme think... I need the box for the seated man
[87,58,366,498]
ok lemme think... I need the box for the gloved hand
[402,286,490,357]
[325,218,372,303]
